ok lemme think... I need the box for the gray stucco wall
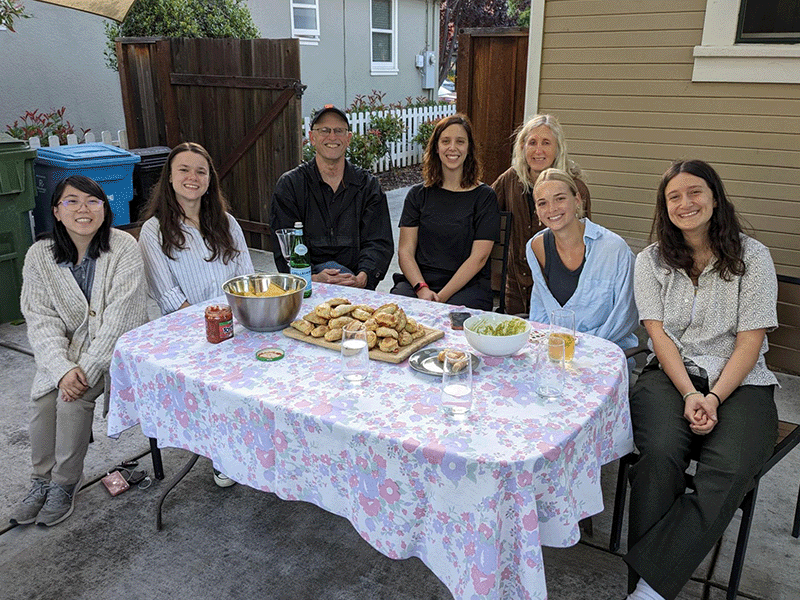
[1,1,125,138]
[248,0,438,119]
[1,0,437,141]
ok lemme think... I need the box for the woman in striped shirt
[139,142,254,316]
[138,142,253,488]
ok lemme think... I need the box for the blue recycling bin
[33,143,141,236]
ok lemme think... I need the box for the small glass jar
[205,305,234,344]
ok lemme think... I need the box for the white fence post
[24,129,129,150]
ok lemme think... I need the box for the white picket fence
[26,130,129,149]
[303,104,457,172]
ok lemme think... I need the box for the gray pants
[623,365,777,600]
[29,380,104,487]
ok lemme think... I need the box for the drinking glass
[441,352,473,418]
[274,228,296,262]
[549,308,576,362]
[537,335,565,397]
[341,329,370,384]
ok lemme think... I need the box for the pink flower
[402,438,421,453]
[272,431,288,452]
[356,456,369,470]
[256,448,274,468]
[517,471,533,487]
[358,493,381,516]
[470,565,496,595]
[184,392,198,412]
[379,479,400,504]
[375,455,387,469]
[522,509,538,531]
[464,541,475,556]
[422,442,445,465]
[176,410,189,428]
[414,506,426,519]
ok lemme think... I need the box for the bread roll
[310,325,329,338]
[376,327,398,339]
[290,320,314,335]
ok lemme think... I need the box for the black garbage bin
[129,146,171,222]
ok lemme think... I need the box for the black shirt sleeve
[357,174,394,290]
[270,170,304,273]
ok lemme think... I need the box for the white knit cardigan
[21,229,148,400]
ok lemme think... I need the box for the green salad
[468,317,527,336]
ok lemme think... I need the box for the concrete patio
[1,187,798,600]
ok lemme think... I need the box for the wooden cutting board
[282,325,444,364]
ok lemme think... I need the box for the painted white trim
[290,0,320,41]
[370,0,399,74]
[692,0,800,84]
[524,0,546,118]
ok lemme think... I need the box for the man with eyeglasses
[271,105,393,289]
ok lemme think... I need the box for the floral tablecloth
[108,284,632,600]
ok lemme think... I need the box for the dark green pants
[623,365,777,600]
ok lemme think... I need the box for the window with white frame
[291,0,320,45]
[736,0,800,43]
[371,0,398,74]
[692,0,800,84]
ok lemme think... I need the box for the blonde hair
[533,168,585,219]
[512,114,583,193]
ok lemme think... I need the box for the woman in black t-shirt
[390,114,500,310]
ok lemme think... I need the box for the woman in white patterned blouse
[623,160,779,600]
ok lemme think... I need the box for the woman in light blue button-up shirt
[524,168,638,352]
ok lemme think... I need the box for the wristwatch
[413,281,428,293]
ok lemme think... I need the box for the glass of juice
[549,308,576,362]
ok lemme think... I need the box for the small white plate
[409,347,481,376]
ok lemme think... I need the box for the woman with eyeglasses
[138,142,253,487]
[623,160,778,600]
[12,175,147,527]
[391,114,500,310]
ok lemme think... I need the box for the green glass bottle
[289,221,312,298]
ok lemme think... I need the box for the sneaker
[9,478,49,525]
[213,468,235,488]
[36,474,83,527]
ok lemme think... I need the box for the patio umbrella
[36,0,137,22]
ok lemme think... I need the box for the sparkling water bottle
[289,221,312,298]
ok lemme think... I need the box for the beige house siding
[536,0,800,372]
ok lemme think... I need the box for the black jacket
[270,159,393,290]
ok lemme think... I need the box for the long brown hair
[141,142,240,264]
[652,159,745,281]
[422,113,481,189]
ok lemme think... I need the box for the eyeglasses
[312,127,350,137]
[59,198,105,211]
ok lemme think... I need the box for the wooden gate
[116,37,305,250]
[456,28,529,186]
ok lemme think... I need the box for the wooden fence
[302,104,456,172]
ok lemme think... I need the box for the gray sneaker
[9,478,49,525]
[36,474,83,527]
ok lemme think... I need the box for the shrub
[104,0,259,70]
[5,108,89,146]
[0,0,31,32]
[411,118,440,150]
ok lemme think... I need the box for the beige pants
[29,379,104,486]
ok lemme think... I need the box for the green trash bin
[0,133,37,323]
